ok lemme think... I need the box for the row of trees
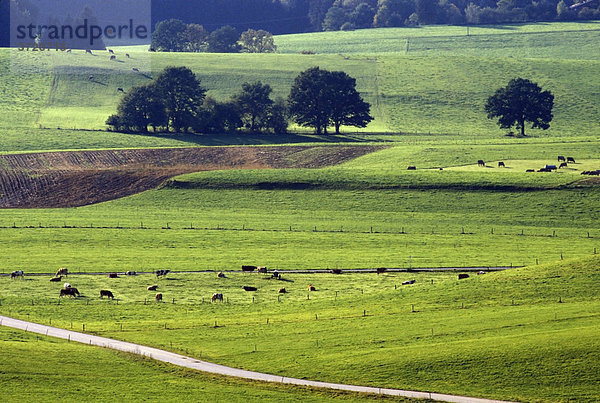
[106,67,373,135]
[151,20,276,53]
[320,0,600,31]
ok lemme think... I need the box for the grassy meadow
[1,256,599,402]
[1,20,600,402]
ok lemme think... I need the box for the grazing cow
[545,164,557,170]
[155,293,163,302]
[66,49,71,53]
[272,270,280,279]
[211,293,223,302]
[88,75,94,81]
[110,55,116,60]
[156,269,170,278]
[217,272,226,278]
[278,287,287,293]
[64,283,71,289]
[567,157,576,163]
[477,271,486,275]
[558,156,565,162]
[56,268,68,277]
[526,169,535,172]
[132,67,139,72]
[125,271,136,275]
[477,160,485,167]
[242,265,257,272]
[108,272,118,278]
[376,268,387,274]
[407,166,416,170]
[308,285,316,291]
[458,273,470,280]
[242,286,257,291]
[100,290,114,299]
[108,49,114,54]
[402,280,416,285]
[126,53,130,58]
[147,285,158,291]
[257,266,267,273]
[559,162,568,169]
[538,168,551,172]
[330,269,342,274]
[60,287,79,297]
[50,276,62,282]
[498,161,505,167]
[592,170,600,176]
[10,270,24,279]
[117,87,124,92]
[85,49,92,54]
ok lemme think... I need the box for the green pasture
[1,21,600,150]
[0,328,396,403]
[1,256,598,402]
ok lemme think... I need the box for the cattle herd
[5,265,486,305]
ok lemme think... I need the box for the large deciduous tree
[485,78,554,136]
[232,81,274,132]
[151,19,187,51]
[154,66,206,132]
[288,67,373,134]
[239,29,277,53]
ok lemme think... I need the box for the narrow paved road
[1,315,515,403]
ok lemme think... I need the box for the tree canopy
[288,67,373,134]
[485,78,554,136]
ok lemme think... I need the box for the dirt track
[0,145,383,208]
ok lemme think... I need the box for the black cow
[559,162,568,168]
[407,166,416,170]
[558,156,565,162]
[108,272,118,278]
[477,160,485,167]
[498,161,505,167]
[100,290,114,299]
[60,287,80,297]
[211,293,223,302]
[458,273,470,280]
[10,270,24,279]
[156,269,170,278]
[242,286,257,291]
[567,157,575,163]
[402,280,416,285]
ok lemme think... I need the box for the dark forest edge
[2,0,600,46]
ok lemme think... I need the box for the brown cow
[56,268,68,277]
[217,272,226,278]
[278,288,287,293]
[211,293,223,302]
[308,285,316,291]
[100,290,114,299]
[155,293,163,302]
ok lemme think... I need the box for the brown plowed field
[0,146,384,208]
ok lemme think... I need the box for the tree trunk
[520,118,525,136]
[335,122,341,134]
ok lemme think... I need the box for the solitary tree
[288,67,373,134]
[154,66,206,132]
[485,78,554,136]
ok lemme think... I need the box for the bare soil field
[0,146,383,208]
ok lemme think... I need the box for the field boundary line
[1,315,517,403]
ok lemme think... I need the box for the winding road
[1,315,516,403]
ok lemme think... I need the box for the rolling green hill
[1,21,600,152]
